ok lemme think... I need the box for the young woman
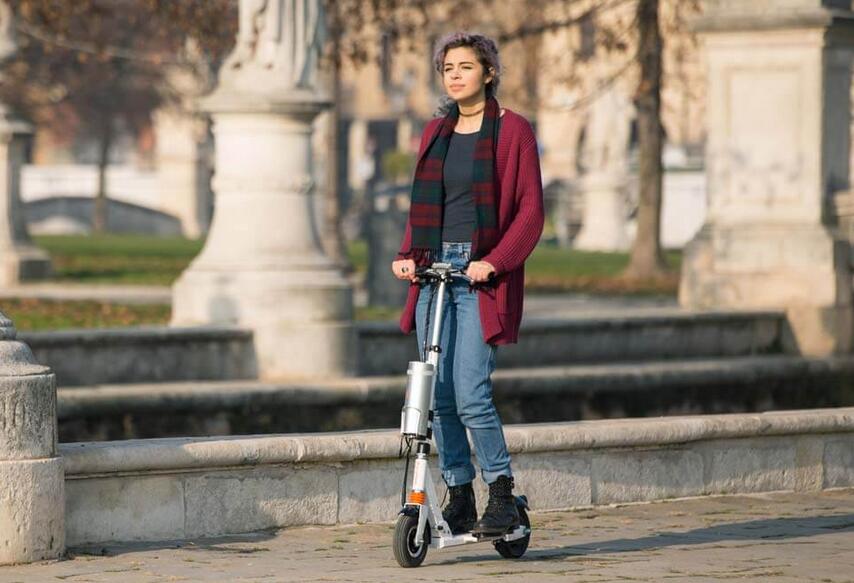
[391,32,544,536]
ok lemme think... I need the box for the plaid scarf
[406,96,500,264]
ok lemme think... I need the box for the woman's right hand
[392,259,417,282]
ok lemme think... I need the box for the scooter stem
[426,277,447,369]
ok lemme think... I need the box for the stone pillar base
[0,246,52,286]
[172,266,355,378]
[679,223,852,355]
[0,106,52,285]
[573,172,630,251]
[0,457,65,565]
[170,87,355,380]
[0,338,64,565]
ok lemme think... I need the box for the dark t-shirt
[441,117,503,242]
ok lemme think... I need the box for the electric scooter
[393,262,532,568]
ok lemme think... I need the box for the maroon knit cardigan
[396,108,545,345]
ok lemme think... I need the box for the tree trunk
[321,8,351,271]
[624,0,668,279]
[93,116,113,234]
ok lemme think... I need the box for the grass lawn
[349,239,682,295]
[1,298,171,331]
[35,234,681,293]
[524,245,681,294]
[34,234,204,286]
[4,235,199,330]
[2,235,679,330]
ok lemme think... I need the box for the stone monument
[573,82,633,251]
[0,310,64,564]
[681,0,854,355]
[172,0,356,378]
[0,1,51,285]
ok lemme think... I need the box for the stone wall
[20,310,785,386]
[55,355,854,441]
[60,407,854,546]
[20,326,256,387]
[359,310,786,376]
[25,197,183,237]
[21,164,206,237]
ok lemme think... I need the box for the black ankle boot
[471,475,520,536]
[442,482,477,534]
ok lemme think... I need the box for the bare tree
[1,0,235,233]
[624,0,666,278]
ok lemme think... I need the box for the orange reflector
[407,491,426,505]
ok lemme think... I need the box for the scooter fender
[398,506,419,518]
[515,495,530,510]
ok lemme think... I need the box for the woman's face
[442,46,493,103]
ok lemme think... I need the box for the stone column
[172,0,356,378]
[680,0,854,355]
[0,2,51,285]
[0,311,64,564]
[154,105,213,239]
[155,42,215,239]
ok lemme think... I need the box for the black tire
[494,506,531,559]
[393,513,429,568]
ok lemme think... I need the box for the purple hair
[432,32,502,115]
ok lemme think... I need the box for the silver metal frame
[402,263,530,549]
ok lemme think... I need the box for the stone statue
[580,84,633,176]
[0,1,16,62]
[222,0,268,71]
[573,82,634,252]
[221,0,325,91]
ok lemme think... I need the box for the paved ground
[0,283,172,305]
[520,292,677,318]
[3,489,853,582]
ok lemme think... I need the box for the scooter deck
[430,525,530,550]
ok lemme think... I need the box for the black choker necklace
[459,106,485,117]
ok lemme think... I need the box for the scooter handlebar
[413,263,499,288]
[414,265,472,284]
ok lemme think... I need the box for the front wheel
[393,512,429,568]
[494,506,531,559]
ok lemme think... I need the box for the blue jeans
[415,241,513,486]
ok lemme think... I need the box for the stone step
[56,354,854,442]
[358,308,788,375]
[20,326,257,387]
[26,309,788,386]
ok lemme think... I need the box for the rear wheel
[393,512,429,568]
[494,506,531,559]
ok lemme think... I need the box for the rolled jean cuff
[443,465,477,487]
[482,468,513,485]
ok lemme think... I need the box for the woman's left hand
[466,260,496,283]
